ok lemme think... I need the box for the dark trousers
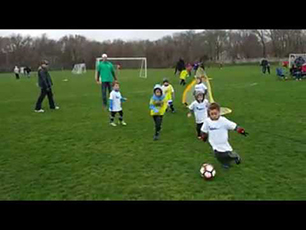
[110,110,123,122]
[166,101,175,112]
[15,73,19,79]
[153,115,163,135]
[101,82,112,107]
[196,123,203,137]
[180,79,186,85]
[214,150,240,167]
[35,88,55,110]
[262,66,270,74]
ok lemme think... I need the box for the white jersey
[201,116,237,152]
[188,99,209,124]
[109,90,123,112]
[194,83,207,94]
[14,67,19,74]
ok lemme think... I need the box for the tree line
[1,30,306,72]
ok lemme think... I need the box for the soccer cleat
[110,122,117,127]
[153,133,160,141]
[35,109,44,113]
[55,106,60,110]
[197,136,202,140]
[235,156,242,165]
[120,121,127,126]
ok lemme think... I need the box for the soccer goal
[289,54,306,68]
[95,57,147,79]
[72,63,87,74]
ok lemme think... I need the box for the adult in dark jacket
[260,58,270,74]
[34,60,59,113]
[174,58,185,75]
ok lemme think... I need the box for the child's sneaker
[153,133,160,141]
[235,155,242,165]
[110,122,117,127]
[35,109,44,113]
[119,121,127,126]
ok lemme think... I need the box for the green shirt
[97,61,115,82]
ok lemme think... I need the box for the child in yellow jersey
[161,78,175,113]
[149,84,168,141]
[179,70,189,86]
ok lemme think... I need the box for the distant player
[179,70,189,86]
[187,91,209,140]
[174,58,185,75]
[14,66,20,80]
[201,102,248,169]
[161,78,175,113]
[260,58,270,74]
[194,76,207,96]
[109,81,127,126]
[149,84,168,141]
[186,63,193,76]
[34,60,59,113]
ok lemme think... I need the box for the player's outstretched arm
[235,126,249,137]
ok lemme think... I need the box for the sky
[0,30,204,42]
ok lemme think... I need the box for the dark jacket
[38,67,53,89]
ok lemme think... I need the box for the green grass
[0,66,306,200]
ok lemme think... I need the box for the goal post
[72,63,86,74]
[95,57,147,80]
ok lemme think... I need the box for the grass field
[0,66,306,200]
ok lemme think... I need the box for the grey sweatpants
[214,150,240,166]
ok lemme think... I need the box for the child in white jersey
[109,81,127,127]
[194,76,207,96]
[187,91,209,140]
[201,102,249,169]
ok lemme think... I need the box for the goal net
[95,57,147,80]
[289,54,306,68]
[72,63,86,74]
[182,67,232,116]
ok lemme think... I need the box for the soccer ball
[200,163,216,180]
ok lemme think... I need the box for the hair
[112,81,119,87]
[196,76,202,83]
[208,102,221,112]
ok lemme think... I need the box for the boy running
[109,81,127,126]
[187,91,209,140]
[194,76,207,95]
[201,102,249,169]
[149,84,168,141]
[161,78,175,113]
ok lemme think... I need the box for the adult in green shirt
[96,53,117,107]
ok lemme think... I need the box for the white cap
[102,53,107,58]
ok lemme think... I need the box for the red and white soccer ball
[200,163,216,180]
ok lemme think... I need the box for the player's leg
[101,82,108,107]
[110,111,117,126]
[118,110,127,125]
[47,88,56,109]
[214,150,231,169]
[153,115,162,140]
[227,151,241,164]
[267,66,270,74]
[169,101,175,113]
[35,88,47,111]
[196,123,203,139]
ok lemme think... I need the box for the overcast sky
[0,30,204,42]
